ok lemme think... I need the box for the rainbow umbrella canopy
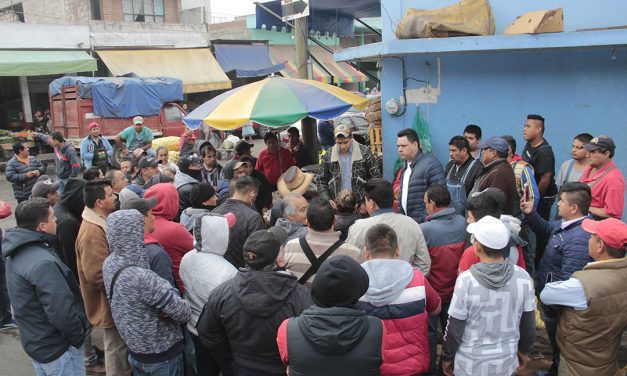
[183,76,370,130]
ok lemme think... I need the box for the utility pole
[294,16,320,165]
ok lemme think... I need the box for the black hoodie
[53,177,86,279]
[197,269,312,376]
[2,227,88,363]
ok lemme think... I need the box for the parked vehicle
[49,76,187,167]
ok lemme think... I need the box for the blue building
[336,0,627,219]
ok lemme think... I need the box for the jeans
[0,257,13,325]
[428,301,451,373]
[190,333,221,376]
[183,327,197,376]
[542,307,560,374]
[32,346,85,376]
[129,353,184,376]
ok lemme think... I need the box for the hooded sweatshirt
[179,207,212,233]
[179,215,237,335]
[103,210,191,363]
[53,178,86,279]
[443,261,536,376]
[3,228,88,363]
[38,134,81,179]
[143,183,194,293]
[273,217,308,244]
[358,259,440,375]
[174,170,200,219]
[197,269,311,376]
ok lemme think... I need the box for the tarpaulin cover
[96,49,231,93]
[269,45,367,83]
[255,0,381,37]
[0,50,97,77]
[49,76,183,118]
[214,44,285,77]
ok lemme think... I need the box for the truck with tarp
[48,76,188,167]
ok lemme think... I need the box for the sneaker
[85,360,106,375]
[0,319,18,331]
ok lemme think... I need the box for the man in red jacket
[143,183,193,293]
[357,224,441,375]
[256,132,296,190]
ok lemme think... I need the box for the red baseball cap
[88,122,100,130]
[582,218,627,250]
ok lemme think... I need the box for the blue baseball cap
[479,136,509,155]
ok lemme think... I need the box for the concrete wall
[1,22,91,49]
[378,0,627,219]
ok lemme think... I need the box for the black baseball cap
[121,197,157,215]
[584,135,615,153]
[138,156,159,170]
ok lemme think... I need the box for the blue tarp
[49,76,184,118]
[255,0,381,37]
[214,44,286,78]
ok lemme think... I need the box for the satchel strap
[107,265,134,302]
[297,237,345,284]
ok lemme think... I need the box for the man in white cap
[115,116,156,160]
[441,215,536,376]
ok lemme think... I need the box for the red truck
[48,77,187,167]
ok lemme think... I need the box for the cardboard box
[504,8,564,35]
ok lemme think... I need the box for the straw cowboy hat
[277,166,314,198]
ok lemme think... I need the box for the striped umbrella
[183,76,370,130]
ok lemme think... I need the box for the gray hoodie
[180,214,238,335]
[469,262,514,290]
[103,209,191,363]
[360,259,414,307]
[273,217,308,243]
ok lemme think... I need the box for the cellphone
[523,182,530,202]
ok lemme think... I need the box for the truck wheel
[111,145,125,169]
[257,125,271,138]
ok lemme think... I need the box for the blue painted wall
[381,0,627,42]
[378,0,627,219]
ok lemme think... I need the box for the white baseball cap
[467,215,509,250]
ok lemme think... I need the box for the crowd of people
[0,112,626,376]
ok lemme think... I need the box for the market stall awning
[214,44,285,78]
[0,50,97,76]
[269,45,368,84]
[256,0,381,37]
[96,49,231,93]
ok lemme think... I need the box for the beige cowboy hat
[277,166,314,198]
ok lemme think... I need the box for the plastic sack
[396,0,495,39]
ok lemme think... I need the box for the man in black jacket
[212,176,265,268]
[3,198,88,375]
[277,255,383,376]
[197,229,312,376]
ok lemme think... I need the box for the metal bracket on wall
[405,59,441,105]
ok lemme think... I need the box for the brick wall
[164,0,180,23]
[101,0,123,21]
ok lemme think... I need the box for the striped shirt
[284,229,364,285]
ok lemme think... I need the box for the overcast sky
[212,0,257,19]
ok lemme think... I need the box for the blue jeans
[128,353,184,376]
[0,257,13,325]
[32,346,84,376]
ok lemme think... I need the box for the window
[123,0,164,23]
[165,106,184,122]
[91,0,102,20]
[352,116,370,131]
